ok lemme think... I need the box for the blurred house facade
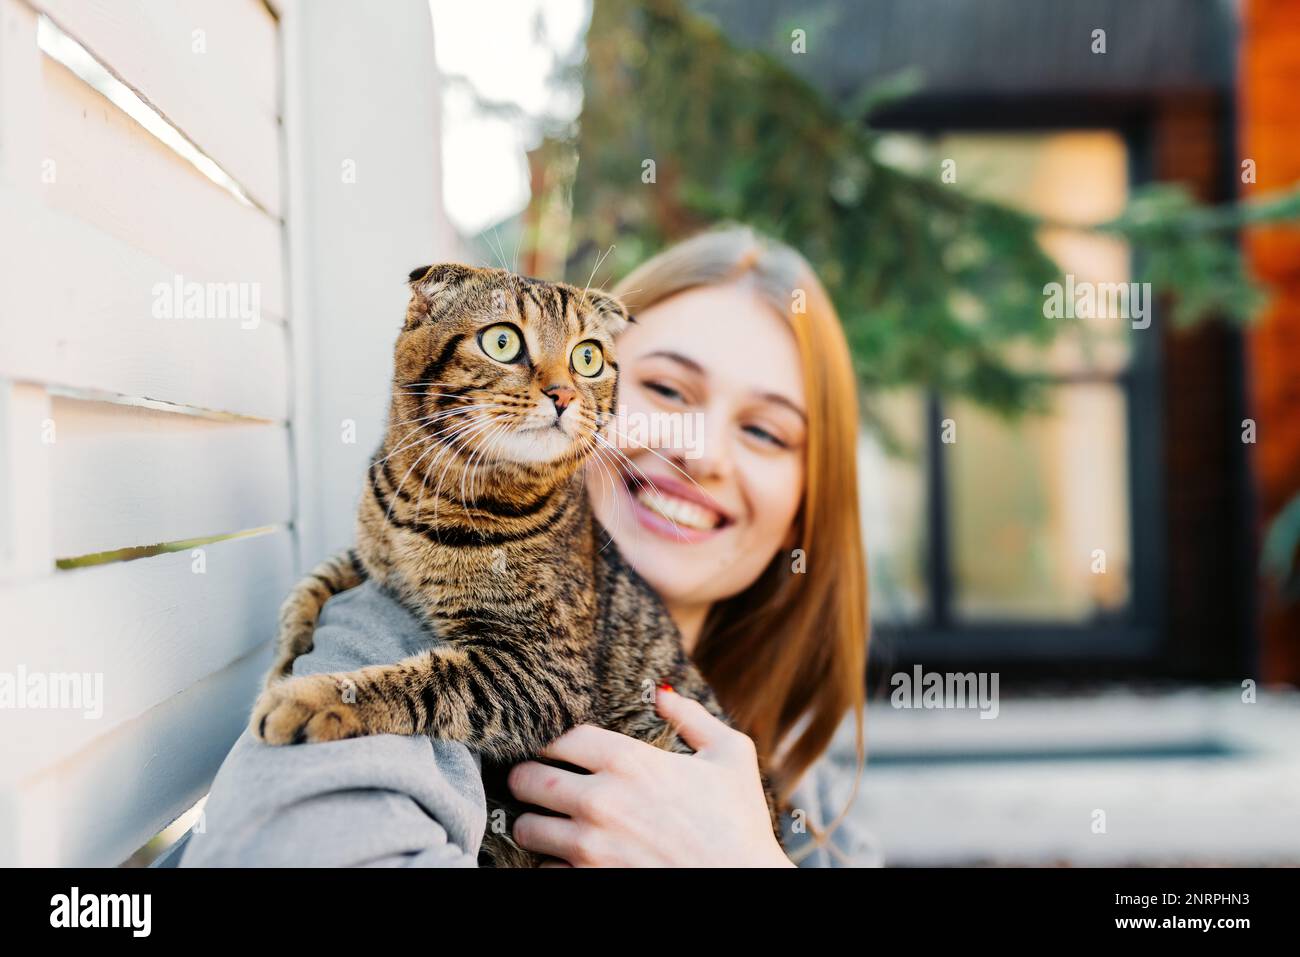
[696,0,1297,689]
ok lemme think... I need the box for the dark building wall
[1153,96,1254,679]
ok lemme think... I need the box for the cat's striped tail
[263,548,367,688]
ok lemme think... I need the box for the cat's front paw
[250,673,365,745]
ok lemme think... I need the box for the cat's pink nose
[543,384,575,413]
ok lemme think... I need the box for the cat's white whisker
[384,403,501,433]
[593,433,690,540]
[470,423,517,522]
[427,414,505,532]
[384,413,500,523]
[373,409,493,472]
[598,424,722,510]
[411,413,497,521]
[487,225,511,273]
[586,442,628,554]
[384,437,446,524]
[582,243,616,299]
[460,419,510,530]
[412,417,494,528]
[426,416,496,530]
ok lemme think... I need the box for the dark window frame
[865,103,1191,683]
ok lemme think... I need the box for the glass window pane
[946,130,1134,376]
[947,384,1132,622]
[860,389,929,624]
[878,130,1135,377]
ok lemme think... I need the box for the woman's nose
[679,410,734,482]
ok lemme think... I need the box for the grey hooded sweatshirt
[179,580,880,868]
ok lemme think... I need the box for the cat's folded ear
[407,263,477,293]
[583,288,635,336]
[405,263,478,329]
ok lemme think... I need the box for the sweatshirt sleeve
[781,758,884,868]
[179,582,486,868]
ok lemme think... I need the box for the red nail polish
[659,683,674,693]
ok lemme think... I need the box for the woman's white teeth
[635,487,720,530]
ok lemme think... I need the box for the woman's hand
[506,686,794,867]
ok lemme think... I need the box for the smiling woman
[590,226,869,814]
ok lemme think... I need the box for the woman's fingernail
[658,683,674,693]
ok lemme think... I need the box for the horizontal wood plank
[29,0,282,213]
[0,529,294,782]
[32,48,284,316]
[0,383,53,581]
[0,185,290,419]
[0,644,271,866]
[48,397,292,558]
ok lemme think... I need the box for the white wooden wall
[0,0,450,865]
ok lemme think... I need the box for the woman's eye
[571,340,605,377]
[644,381,683,401]
[479,324,522,362]
[744,424,787,448]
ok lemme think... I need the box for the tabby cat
[249,264,781,866]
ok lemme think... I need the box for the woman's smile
[624,471,734,542]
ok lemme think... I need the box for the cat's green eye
[479,324,522,363]
[571,340,604,377]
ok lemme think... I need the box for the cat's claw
[250,673,364,745]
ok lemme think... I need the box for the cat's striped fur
[249,264,780,866]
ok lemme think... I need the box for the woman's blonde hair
[612,225,868,842]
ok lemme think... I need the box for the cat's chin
[490,425,581,465]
